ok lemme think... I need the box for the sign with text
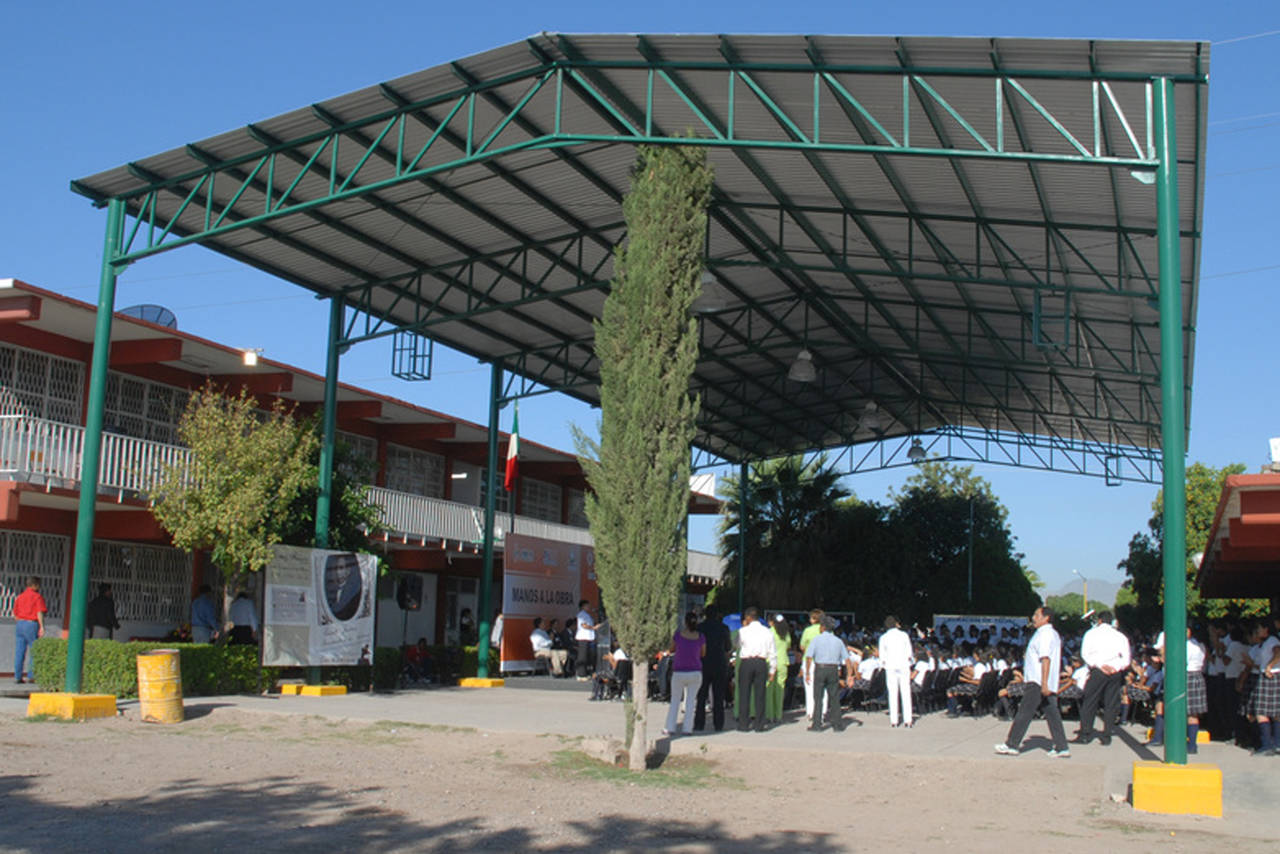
[500,533,597,672]
[263,544,378,667]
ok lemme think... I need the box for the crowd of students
[576,603,1280,755]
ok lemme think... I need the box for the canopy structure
[1198,474,1280,602]
[66,34,1209,755]
[72,33,1209,481]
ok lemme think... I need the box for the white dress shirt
[530,628,552,652]
[879,627,914,671]
[737,619,777,668]
[1024,624,1062,689]
[1080,623,1131,671]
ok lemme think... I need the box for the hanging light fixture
[907,438,926,463]
[691,270,727,314]
[787,349,817,383]
[857,401,882,433]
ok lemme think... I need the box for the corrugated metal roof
[71,33,1209,469]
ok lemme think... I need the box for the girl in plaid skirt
[1241,619,1280,756]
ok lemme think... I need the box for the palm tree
[717,454,849,608]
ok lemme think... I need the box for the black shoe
[1071,734,1093,745]
[1098,736,1112,746]
[833,724,847,732]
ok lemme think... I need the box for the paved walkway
[5,678,1275,835]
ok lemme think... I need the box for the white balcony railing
[0,414,721,577]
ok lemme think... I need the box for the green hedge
[29,640,413,698]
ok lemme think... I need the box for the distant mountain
[1046,578,1123,608]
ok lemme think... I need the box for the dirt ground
[0,703,1271,853]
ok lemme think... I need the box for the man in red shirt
[13,576,47,684]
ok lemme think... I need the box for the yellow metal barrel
[136,649,184,724]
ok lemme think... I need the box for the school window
[385,443,445,498]
[0,342,84,425]
[521,478,562,523]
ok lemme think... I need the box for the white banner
[263,544,378,667]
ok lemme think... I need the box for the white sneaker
[1047,748,1071,758]
[993,743,1019,755]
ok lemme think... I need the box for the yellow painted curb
[279,684,303,695]
[1144,728,1210,744]
[27,692,117,720]
[458,677,505,688]
[299,684,346,696]
[1131,761,1222,817]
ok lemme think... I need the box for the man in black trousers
[735,607,776,732]
[694,605,731,731]
[1074,611,1131,746]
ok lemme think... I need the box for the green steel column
[314,297,344,550]
[1155,76,1188,766]
[66,198,125,693]
[476,361,502,679]
[737,460,747,617]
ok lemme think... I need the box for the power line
[1213,29,1280,46]
[1201,263,1280,280]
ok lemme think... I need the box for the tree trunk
[628,664,649,772]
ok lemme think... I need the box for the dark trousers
[1004,684,1068,751]
[695,667,728,731]
[575,640,593,677]
[1078,668,1124,737]
[812,664,843,729]
[736,657,769,731]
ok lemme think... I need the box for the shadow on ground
[0,773,830,853]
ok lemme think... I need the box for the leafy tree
[1044,592,1109,618]
[277,435,384,558]
[1121,461,1265,620]
[573,143,712,772]
[717,455,849,608]
[151,386,318,576]
[1023,568,1046,591]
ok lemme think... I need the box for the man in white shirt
[530,617,567,676]
[735,607,777,732]
[879,616,914,727]
[1074,611,1131,746]
[574,600,601,681]
[996,606,1070,757]
[228,591,258,645]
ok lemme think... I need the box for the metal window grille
[104,372,187,443]
[89,540,191,625]
[337,430,378,479]
[0,342,85,424]
[566,488,588,528]
[0,531,70,620]
[478,468,511,514]
[521,478,562,523]
[385,443,445,499]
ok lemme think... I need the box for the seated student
[530,617,568,676]
[403,638,432,683]
[853,645,879,690]
[1058,656,1087,700]
[590,644,631,701]
[946,649,990,716]
[994,666,1026,720]
[911,646,934,690]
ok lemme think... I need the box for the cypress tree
[575,143,712,770]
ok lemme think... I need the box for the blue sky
[3,2,1277,598]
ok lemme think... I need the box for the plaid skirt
[951,682,980,696]
[1004,681,1027,697]
[1126,685,1152,703]
[1185,670,1207,716]
[1249,673,1280,718]
[1058,684,1083,700]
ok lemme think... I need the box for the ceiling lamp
[858,401,882,433]
[691,270,727,314]
[242,348,262,367]
[907,438,926,463]
[787,349,817,383]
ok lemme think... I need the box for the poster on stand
[263,544,378,667]
[499,533,597,673]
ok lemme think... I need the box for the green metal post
[65,198,125,694]
[314,297,343,549]
[737,460,747,617]
[310,296,343,686]
[476,361,502,679]
[1155,77,1188,765]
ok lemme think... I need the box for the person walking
[803,616,854,731]
[574,600,601,681]
[190,585,219,643]
[735,607,776,732]
[765,614,791,723]
[1074,611,1130,745]
[694,605,732,732]
[880,615,914,728]
[664,611,706,736]
[996,606,1070,757]
[12,577,46,684]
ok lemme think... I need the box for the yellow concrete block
[279,684,303,695]
[458,677,505,688]
[1144,728,1211,744]
[299,684,346,696]
[27,692,117,720]
[1131,761,1222,817]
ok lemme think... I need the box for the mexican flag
[503,402,519,493]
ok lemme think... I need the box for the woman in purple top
[664,611,707,736]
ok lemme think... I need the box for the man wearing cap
[1074,610,1130,746]
[735,607,776,732]
[804,616,854,731]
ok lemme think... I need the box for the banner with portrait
[263,544,378,667]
